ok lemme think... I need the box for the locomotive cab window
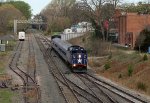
[72,50,86,53]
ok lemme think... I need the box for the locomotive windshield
[72,50,86,53]
[69,45,86,54]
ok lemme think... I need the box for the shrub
[86,48,92,55]
[118,74,122,78]
[143,54,148,61]
[137,82,147,91]
[0,52,7,56]
[128,64,133,76]
[108,54,112,59]
[104,62,110,70]
[82,38,85,42]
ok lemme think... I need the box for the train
[51,35,87,72]
[18,31,25,41]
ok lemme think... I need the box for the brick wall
[118,13,150,48]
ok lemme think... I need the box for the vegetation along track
[9,34,41,103]
[85,73,150,103]
[74,73,118,103]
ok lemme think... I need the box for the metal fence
[61,33,84,41]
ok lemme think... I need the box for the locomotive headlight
[78,54,81,58]
[73,64,76,67]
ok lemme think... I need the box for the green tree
[8,1,32,19]
[0,4,24,34]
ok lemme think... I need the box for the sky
[21,0,145,15]
[22,0,52,15]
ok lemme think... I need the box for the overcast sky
[22,0,51,15]
[22,0,146,15]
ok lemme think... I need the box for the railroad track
[36,34,109,103]
[75,73,118,103]
[35,34,81,103]
[9,34,40,103]
[9,41,27,84]
[35,34,150,103]
[51,49,117,103]
[85,73,150,103]
[52,49,150,103]
[51,50,103,103]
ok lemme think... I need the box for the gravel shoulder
[33,34,66,103]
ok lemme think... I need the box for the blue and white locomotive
[51,35,87,72]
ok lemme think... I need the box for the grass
[0,51,10,74]
[0,67,4,74]
[0,89,15,103]
[104,62,111,70]
[128,64,134,76]
[143,54,148,61]
[137,82,147,91]
[0,61,5,74]
[0,52,7,57]
[0,41,16,103]
[88,48,150,95]
[5,40,16,51]
[1,40,20,102]
[52,32,61,35]
[118,74,122,78]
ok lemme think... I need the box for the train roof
[52,38,72,51]
[52,38,86,53]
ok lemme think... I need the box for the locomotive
[51,35,87,72]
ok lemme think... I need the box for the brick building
[114,12,150,48]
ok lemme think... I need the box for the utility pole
[14,20,17,35]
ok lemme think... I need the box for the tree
[135,28,150,52]
[79,0,120,40]
[135,32,145,53]
[41,0,76,34]
[0,4,24,34]
[59,0,76,17]
[7,1,32,19]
